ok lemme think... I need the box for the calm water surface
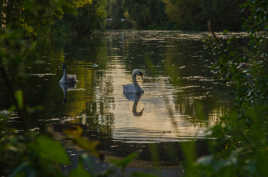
[1,31,231,143]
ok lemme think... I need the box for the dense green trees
[62,0,107,37]
[124,0,169,29]
[163,0,245,30]
[107,0,169,29]
[106,0,246,31]
[0,0,251,31]
[0,0,107,39]
[1,0,73,36]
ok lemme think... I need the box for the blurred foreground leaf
[64,126,83,138]
[111,152,139,170]
[69,162,92,177]
[8,162,29,177]
[65,128,99,156]
[15,90,23,110]
[132,172,157,177]
[31,136,69,165]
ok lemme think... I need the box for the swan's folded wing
[68,74,78,82]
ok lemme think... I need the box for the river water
[0,31,231,143]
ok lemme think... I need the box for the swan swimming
[123,69,144,116]
[123,69,144,94]
[59,64,77,103]
[59,64,77,85]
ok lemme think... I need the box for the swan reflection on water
[59,82,77,103]
[123,69,144,116]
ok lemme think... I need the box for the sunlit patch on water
[31,73,56,77]
[89,31,230,143]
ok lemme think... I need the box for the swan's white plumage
[122,69,144,116]
[123,69,144,95]
[59,64,77,85]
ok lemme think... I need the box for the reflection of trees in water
[163,96,179,135]
[64,36,107,63]
[174,94,228,124]
[106,31,167,71]
[162,37,231,124]
[85,101,114,137]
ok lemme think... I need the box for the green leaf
[15,90,23,109]
[131,172,157,177]
[111,152,139,169]
[69,163,92,177]
[8,162,29,177]
[31,136,69,165]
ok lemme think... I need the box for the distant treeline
[0,0,247,38]
[107,0,246,31]
[0,0,107,38]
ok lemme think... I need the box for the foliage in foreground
[181,0,268,176]
[0,115,139,177]
[0,1,112,177]
[0,0,268,177]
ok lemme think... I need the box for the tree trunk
[207,19,218,41]
[1,0,8,31]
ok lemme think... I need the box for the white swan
[58,64,77,103]
[123,69,144,116]
[123,69,144,94]
[59,64,77,85]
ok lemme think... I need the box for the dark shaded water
[0,31,231,143]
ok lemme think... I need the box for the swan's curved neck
[63,67,67,80]
[132,79,140,87]
[132,74,137,83]
[132,74,143,91]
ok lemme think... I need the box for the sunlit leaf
[15,90,23,109]
[74,137,99,156]
[64,126,83,138]
[23,24,34,33]
[73,0,92,8]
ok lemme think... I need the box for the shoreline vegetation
[0,0,268,177]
